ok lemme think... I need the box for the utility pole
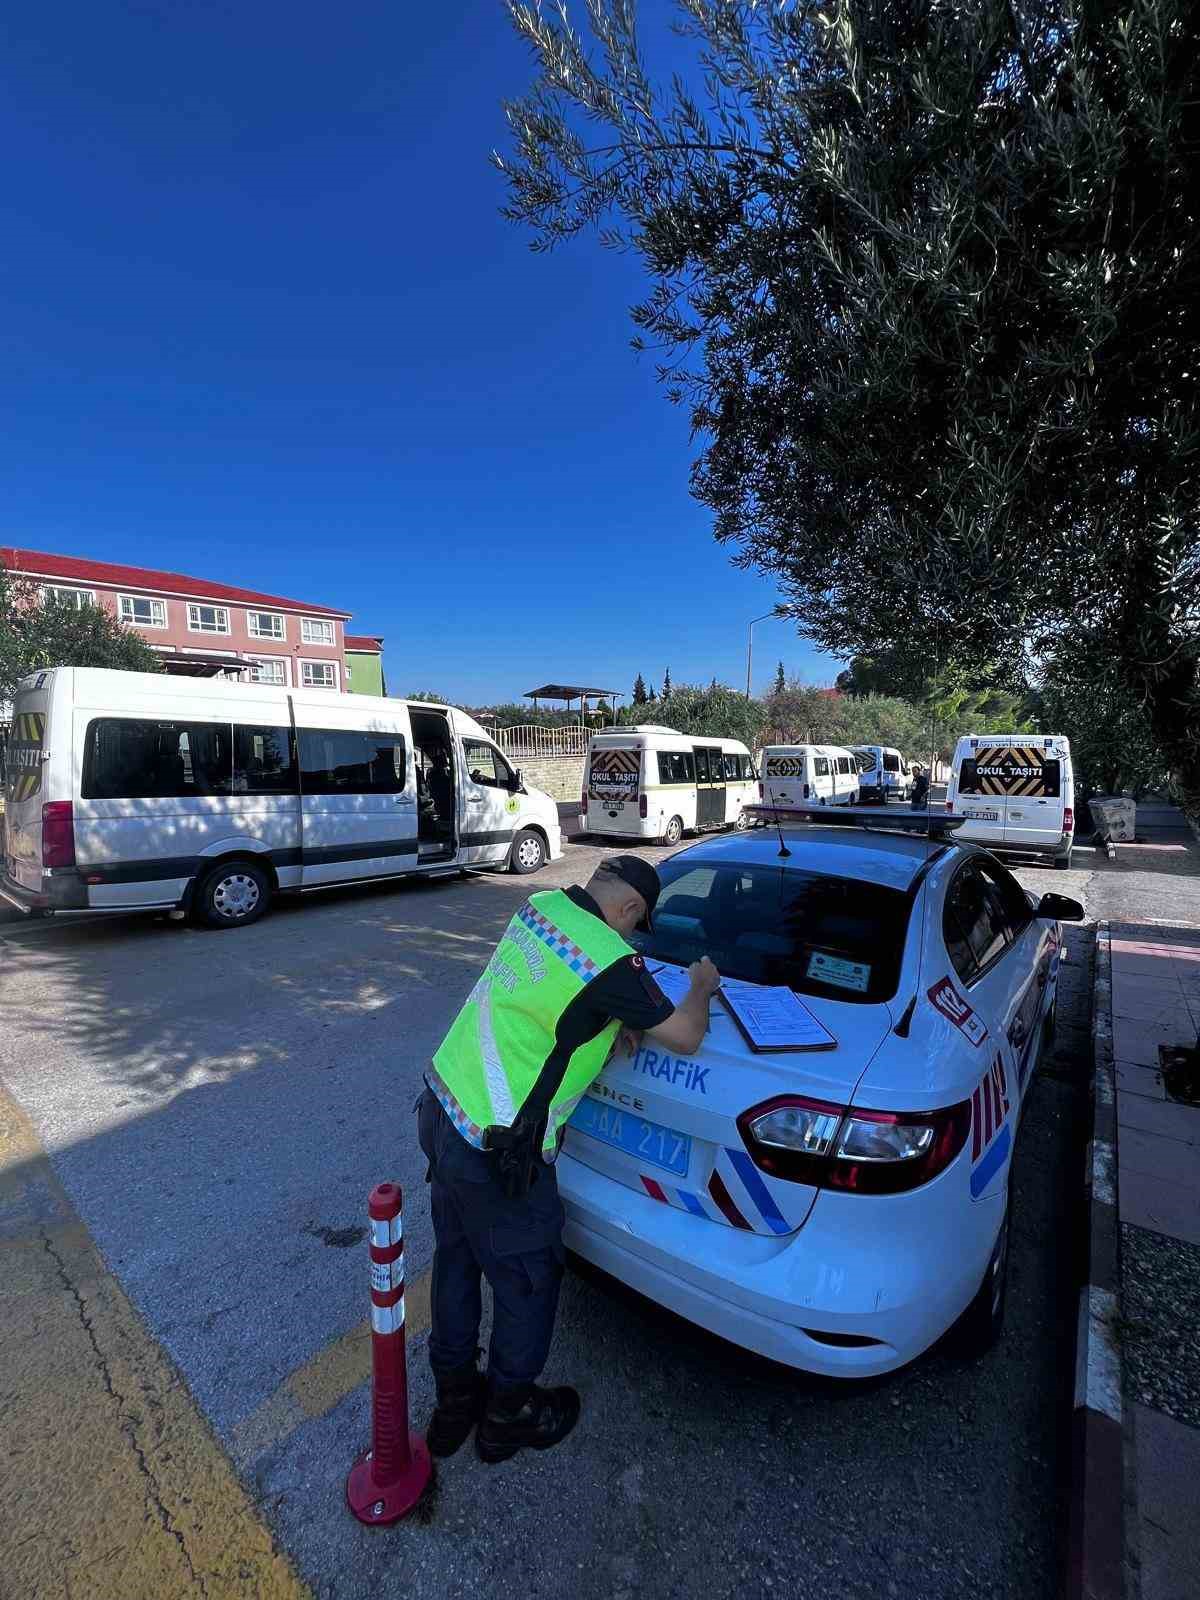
[746,610,783,698]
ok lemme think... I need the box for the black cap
[601,855,661,932]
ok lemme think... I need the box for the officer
[417,855,720,1465]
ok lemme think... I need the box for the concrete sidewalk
[1110,920,1200,1600]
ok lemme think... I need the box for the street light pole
[746,610,781,698]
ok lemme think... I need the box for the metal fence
[494,723,590,759]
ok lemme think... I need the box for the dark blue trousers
[417,1088,565,1393]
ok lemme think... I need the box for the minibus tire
[660,816,684,847]
[194,859,272,929]
[509,829,546,875]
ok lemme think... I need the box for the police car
[559,821,1082,1376]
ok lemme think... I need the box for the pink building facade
[2,546,354,691]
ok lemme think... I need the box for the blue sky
[1,2,842,705]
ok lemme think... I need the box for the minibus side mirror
[1036,892,1085,922]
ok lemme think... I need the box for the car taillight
[758,782,763,799]
[1063,807,1074,834]
[945,799,954,813]
[42,801,76,869]
[737,1094,971,1195]
[639,794,648,819]
[803,782,810,799]
[581,789,588,812]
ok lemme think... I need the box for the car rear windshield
[630,858,912,1005]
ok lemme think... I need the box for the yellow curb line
[230,1269,433,1468]
[0,1083,312,1600]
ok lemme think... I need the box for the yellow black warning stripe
[588,746,639,799]
[970,745,1050,797]
[11,712,46,743]
[5,711,46,803]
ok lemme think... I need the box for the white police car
[559,823,1082,1376]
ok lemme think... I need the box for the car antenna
[762,760,792,858]
[896,638,941,1037]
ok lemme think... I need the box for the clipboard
[717,976,838,1053]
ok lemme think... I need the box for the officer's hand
[687,957,721,999]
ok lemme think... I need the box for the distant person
[417,857,720,1464]
[427,744,453,826]
[910,765,930,810]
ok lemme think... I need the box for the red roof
[1,546,351,619]
[344,634,383,653]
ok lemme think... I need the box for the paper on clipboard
[646,962,695,1007]
[718,975,837,1052]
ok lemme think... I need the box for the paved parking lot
[0,821,1168,1600]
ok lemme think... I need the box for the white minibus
[946,733,1075,868]
[1,667,563,927]
[758,744,860,807]
[852,745,912,804]
[581,725,757,845]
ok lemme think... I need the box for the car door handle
[466,796,486,806]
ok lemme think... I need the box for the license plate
[969,809,1001,821]
[569,1097,691,1177]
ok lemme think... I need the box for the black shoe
[475,1382,581,1464]
[426,1361,487,1458]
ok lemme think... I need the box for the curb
[1067,921,1125,1600]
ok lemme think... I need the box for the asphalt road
[4,817,1189,1600]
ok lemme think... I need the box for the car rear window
[630,859,912,1004]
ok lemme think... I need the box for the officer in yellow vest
[417,855,720,1464]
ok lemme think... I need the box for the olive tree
[496,0,1200,808]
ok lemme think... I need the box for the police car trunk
[560,840,910,1241]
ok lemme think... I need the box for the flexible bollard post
[346,1182,432,1525]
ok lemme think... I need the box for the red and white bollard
[345,1182,433,1525]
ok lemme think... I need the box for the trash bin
[1089,795,1137,843]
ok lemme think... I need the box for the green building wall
[346,649,384,696]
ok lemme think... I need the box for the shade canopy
[524,683,619,702]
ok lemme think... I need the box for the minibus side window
[82,718,232,799]
[299,729,406,794]
[234,725,297,794]
[462,739,516,790]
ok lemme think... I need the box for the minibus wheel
[194,858,272,928]
[660,816,684,847]
[509,829,546,875]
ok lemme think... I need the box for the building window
[301,660,338,689]
[41,586,96,609]
[119,594,168,628]
[187,603,230,634]
[247,657,287,686]
[247,610,285,640]
[301,617,335,645]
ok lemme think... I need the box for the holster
[483,1115,547,1200]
